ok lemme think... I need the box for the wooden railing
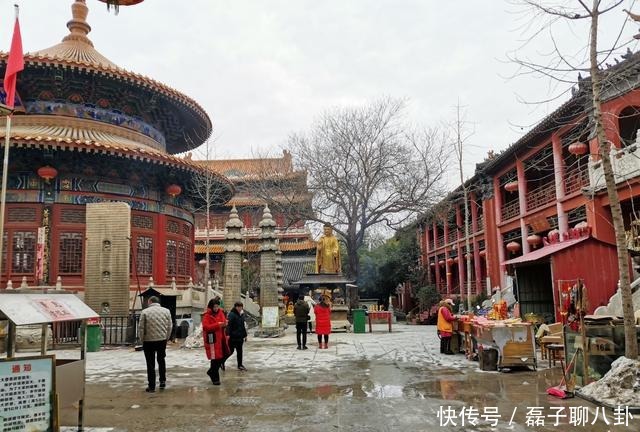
[526,182,556,211]
[501,200,520,221]
[564,167,589,195]
[476,215,484,232]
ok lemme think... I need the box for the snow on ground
[52,325,474,385]
[579,356,640,408]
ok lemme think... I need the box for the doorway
[515,263,554,322]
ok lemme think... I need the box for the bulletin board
[0,355,56,432]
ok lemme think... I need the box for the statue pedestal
[292,273,355,332]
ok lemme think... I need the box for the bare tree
[187,140,234,288]
[451,102,475,311]
[510,0,638,359]
[281,98,449,278]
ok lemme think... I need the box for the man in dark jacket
[226,302,248,371]
[293,294,310,350]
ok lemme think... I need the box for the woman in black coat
[226,301,248,371]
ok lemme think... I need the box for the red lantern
[439,260,445,267]
[166,184,182,197]
[504,181,519,192]
[98,0,145,9]
[479,250,486,258]
[568,141,588,155]
[430,262,436,268]
[526,234,542,247]
[506,241,521,253]
[446,258,454,266]
[37,166,58,182]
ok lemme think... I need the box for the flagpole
[0,113,13,279]
[0,4,21,282]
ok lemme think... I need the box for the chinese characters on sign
[436,405,634,428]
[0,356,54,432]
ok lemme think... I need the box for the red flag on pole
[4,8,24,109]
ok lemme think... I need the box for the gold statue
[316,224,341,273]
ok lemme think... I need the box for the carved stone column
[259,205,278,309]
[223,206,243,311]
[275,247,284,315]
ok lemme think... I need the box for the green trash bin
[352,308,366,334]
[86,323,102,352]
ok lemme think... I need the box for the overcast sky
[2,0,638,183]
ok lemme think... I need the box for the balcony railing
[448,231,458,243]
[589,143,640,190]
[564,167,589,195]
[437,235,445,247]
[476,215,484,232]
[526,182,556,211]
[501,200,520,221]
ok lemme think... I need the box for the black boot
[443,337,454,355]
[440,337,446,354]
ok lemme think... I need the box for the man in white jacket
[138,296,173,392]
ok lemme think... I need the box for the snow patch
[579,356,640,408]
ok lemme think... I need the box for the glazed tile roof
[199,151,300,180]
[194,239,316,254]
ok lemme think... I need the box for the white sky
[2,0,639,184]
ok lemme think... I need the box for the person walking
[293,294,310,350]
[226,301,248,371]
[437,298,456,355]
[202,298,230,385]
[314,295,332,349]
[304,292,316,333]
[138,296,173,392]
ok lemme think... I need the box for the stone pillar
[259,205,278,309]
[223,206,243,311]
[275,248,284,315]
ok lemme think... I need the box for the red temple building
[0,1,232,291]
[194,151,316,293]
[417,50,640,320]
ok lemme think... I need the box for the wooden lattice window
[181,224,190,237]
[135,236,153,275]
[61,208,86,224]
[8,207,36,223]
[12,231,36,273]
[132,215,153,230]
[167,220,180,234]
[177,241,187,275]
[58,232,83,274]
[166,239,177,276]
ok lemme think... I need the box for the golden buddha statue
[316,224,341,274]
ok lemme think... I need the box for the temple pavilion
[0,1,233,295]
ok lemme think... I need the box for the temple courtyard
[58,325,637,432]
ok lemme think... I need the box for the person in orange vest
[437,298,456,355]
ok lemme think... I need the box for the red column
[443,218,451,295]
[155,214,167,285]
[456,205,464,294]
[493,176,503,224]
[516,159,530,255]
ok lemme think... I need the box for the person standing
[202,298,229,385]
[304,293,316,333]
[138,296,173,392]
[293,294,310,350]
[226,301,248,371]
[314,295,332,349]
[437,298,456,355]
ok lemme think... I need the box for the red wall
[551,239,619,317]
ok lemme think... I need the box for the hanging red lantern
[568,141,588,155]
[526,234,542,247]
[479,250,486,258]
[439,260,445,267]
[446,258,454,266]
[166,184,182,197]
[504,181,519,192]
[430,262,436,268]
[98,0,145,13]
[37,166,58,182]
[506,241,521,253]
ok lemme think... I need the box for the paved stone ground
[56,325,638,432]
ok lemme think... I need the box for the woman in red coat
[314,296,332,349]
[202,298,229,385]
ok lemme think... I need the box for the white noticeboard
[261,306,279,328]
[0,355,55,432]
[0,294,98,326]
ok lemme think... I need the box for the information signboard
[0,355,55,432]
[261,306,279,328]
